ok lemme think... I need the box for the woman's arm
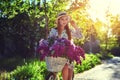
[70,20,83,39]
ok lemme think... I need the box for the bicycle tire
[45,72,57,80]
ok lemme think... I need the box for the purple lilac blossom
[37,37,85,64]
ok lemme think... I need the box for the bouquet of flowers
[37,36,85,64]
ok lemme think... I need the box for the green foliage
[0,57,29,71]
[74,38,84,46]
[0,54,102,79]
[1,0,120,57]
[101,53,114,60]
[5,60,47,80]
[0,0,72,57]
[74,54,101,73]
[0,71,10,80]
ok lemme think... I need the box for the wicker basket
[45,56,67,72]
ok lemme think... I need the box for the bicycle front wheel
[45,72,58,80]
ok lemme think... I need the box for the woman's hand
[70,20,78,29]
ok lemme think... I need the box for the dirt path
[74,57,120,80]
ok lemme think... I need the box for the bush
[74,54,101,73]
[1,54,102,80]
[4,60,47,80]
[111,47,120,56]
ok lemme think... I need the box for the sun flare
[87,0,120,23]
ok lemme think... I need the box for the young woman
[49,12,82,80]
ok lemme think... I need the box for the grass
[0,53,103,79]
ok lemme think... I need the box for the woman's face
[58,16,69,27]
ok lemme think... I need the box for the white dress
[48,27,82,69]
[49,27,82,39]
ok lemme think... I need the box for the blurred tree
[111,15,120,47]
[0,0,71,57]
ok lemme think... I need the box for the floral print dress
[49,27,82,39]
[48,27,83,69]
